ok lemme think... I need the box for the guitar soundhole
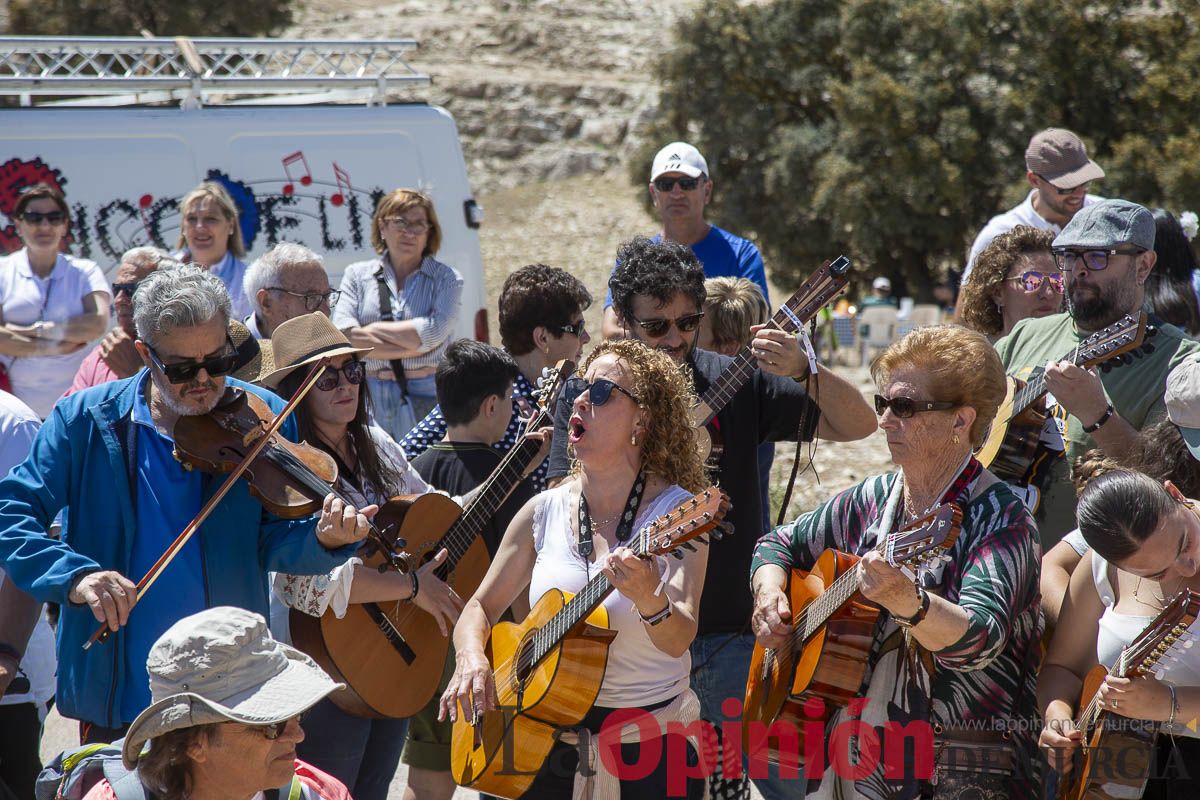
[514,636,536,684]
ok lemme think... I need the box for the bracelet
[639,602,672,626]
[1167,682,1178,729]
[1082,403,1114,434]
[894,585,931,629]
[409,571,420,601]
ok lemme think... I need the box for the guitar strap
[577,470,647,558]
[774,318,824,528]
[373,264,410,404]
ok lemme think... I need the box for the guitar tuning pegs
[1100,363,1113,373]
[671,550,686,560]
[715,522,734,540]
[681,542,697,551]
[1143,342,1156,354]
[1132,349,1143,358]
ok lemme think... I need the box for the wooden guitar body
[1059,665,1157,800]
[975,376,1050,483]
[451,588,617,798]
[743,550,880,762]
[290,491,475,718]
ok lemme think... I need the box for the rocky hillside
[289,0,696,192]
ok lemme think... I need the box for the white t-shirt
[0,389,57,713]
[0,249,111,418]
[529,483,693,708]
[961,191,1105,283]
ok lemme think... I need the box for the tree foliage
[639,0,1200,297]
[10,0,294,36]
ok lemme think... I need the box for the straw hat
[258,312,371,389]
[121,607,343,768]
[227,318,274,383]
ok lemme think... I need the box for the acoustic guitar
[450,487,731,798]
[975,313,1153,483]
[290,361,574,718]
[1059,589,1199,800]
[742,503,963,765]
[691,255,852,465]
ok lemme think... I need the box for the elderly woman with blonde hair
[441,338,709,798]
[751,324,1043,798]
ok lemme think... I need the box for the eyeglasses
[258,713,306,740]
[267,287,340,312]
[1005,270,1064,294]
[1051,248,1144,272]
[874,394,957,418]
[630,311,705,338]
[315,359,366,391]
[557,319,587,338]
[146,341,238,384]
[112,280,142,298]
[653,177,702,192]
[567,376,641,406]
[20,210,66,225]
[1035,175,1090,196]
[384,218,432,235]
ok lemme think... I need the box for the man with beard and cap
[0,265,374,745]
[995,199,1200,550]
[548,236,876,800]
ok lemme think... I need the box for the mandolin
[742,503,963,766]
[450,487,731,798]
[1059,589,1199,800]
[691,255,851,466]
[976,313,1153,483]
[290,362,574,718]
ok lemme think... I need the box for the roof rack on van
[0,36,431,108]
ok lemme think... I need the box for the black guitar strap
[373,265,410,404]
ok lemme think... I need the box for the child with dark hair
[403,339,540,800]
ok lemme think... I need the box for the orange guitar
[1059,590,1199,800]
[450,487,731,799]
[290,362,573,718]
[742,504,963,765]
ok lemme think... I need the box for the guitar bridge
[362,602,417,665]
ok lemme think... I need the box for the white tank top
[529,483,693,708]
[1092,553,1200,737]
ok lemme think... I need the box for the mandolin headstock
[771,255,853,336]
[1121,589,1200,680]
[532,359,576,419]
[884,504,963,574]
[1074,312,1156,374]
[635,487,731,559]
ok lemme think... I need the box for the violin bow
[84,358,331,650]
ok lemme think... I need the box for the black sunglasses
[874,394,957,418]
[568,376,641,406]
[315,359,366,391]
[653,176,702,192]
[557,318,587,338]
[112,280,141,297]
[20,210,67,225]
[259,710,308,740]
[1035,175,1090,196]
[630,311,705,338]
[146,341,238,384]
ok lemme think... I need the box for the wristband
[1082,403,1114,434]
[894,585,930,629]
[639,602,672,626]
[409,571,420,601]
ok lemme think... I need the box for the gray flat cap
[1053,199,1155,251]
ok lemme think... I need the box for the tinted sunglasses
[258,711,308,740]
[557,318,587,338]
[1006,270,1064,293]
[631,311,705,338]
[20,210,66,225]
[146,341,238,384]
[874,394,957,418]
[1035,175,1089,196]
[567,376,641,406]
[112,280,141,297]
[1052,248,1143,272]
[315,359,366,391]
[653,177,702,192]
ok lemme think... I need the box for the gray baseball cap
[1167,358,1200,460]
[1026,129,1105,188]
[1052,199,1156,252]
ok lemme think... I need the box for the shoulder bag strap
[373,265,410,402]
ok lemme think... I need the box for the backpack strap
[372,265,410,402]
[104,768,148,800]
[264,773,302,800]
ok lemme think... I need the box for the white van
[0,104,489,341]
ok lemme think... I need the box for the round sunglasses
[874,394,956,418]
[567,376,641,406]
[315,359,366,391]
[1005,270,1064,294]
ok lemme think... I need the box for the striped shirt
[331,254,463,373]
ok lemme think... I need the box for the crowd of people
[0,128,1198,800]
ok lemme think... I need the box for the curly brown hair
[570,339,707,493]
[136,724,218,798]
[1073,418,1200,498]
[957,225,1056,336]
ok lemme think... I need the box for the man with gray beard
[0,265,374,744]
[995,199,1200,549]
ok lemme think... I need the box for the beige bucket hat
[258,312,371,389]
[227,318,275,383]
[122,606,343,768]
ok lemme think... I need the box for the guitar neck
[439,414,547,570]
[529,563,616,666]
[796,560,864,644]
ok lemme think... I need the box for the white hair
[133,264,231,347]
[120,246,183,272]
[243,242,326,313]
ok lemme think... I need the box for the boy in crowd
[402,339,539,800]
[698,276,770,356]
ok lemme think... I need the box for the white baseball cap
[651,142,709,181]
[873,277,892,291]
[1167,358,1200,459]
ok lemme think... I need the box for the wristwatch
[893,585,930,629]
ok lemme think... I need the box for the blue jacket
[0,374,355,727]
